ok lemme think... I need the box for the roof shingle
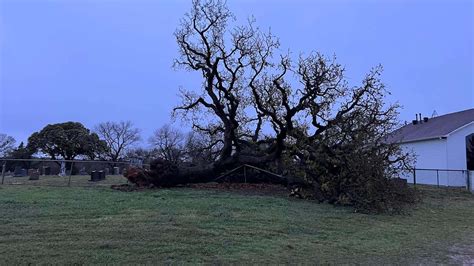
[387,108,474,143]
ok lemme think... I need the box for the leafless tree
[0,133,16,157]
[137,0,412,199]
[181,130,222,164]
[95,121,141,161]
[149,124,185,163]
[125,147,158,165]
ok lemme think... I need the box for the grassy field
[0,183,473,264]
[1,174,127,187]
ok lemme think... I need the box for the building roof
[387,108,474,143]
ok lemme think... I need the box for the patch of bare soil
[186,182,290,197]
[111,184,150,192]
[111,182,291,198]
[449,239,474,265]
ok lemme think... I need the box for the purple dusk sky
[0,0,472,145]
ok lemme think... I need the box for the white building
[388,109,474,187]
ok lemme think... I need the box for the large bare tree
[149,124,185,163]
[149,125,223,165]
[127,0,414,212]
[169,0,402,172]
[95,121,141,161]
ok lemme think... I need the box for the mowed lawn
[0,183,473,264]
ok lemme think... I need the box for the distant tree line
[0,121,216,167]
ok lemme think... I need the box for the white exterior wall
[446,123,474,170]
[446,123,474,187]
[402,139,448,169]
[400,139,448,185]
[399,122,474,187]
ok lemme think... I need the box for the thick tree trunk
[125,155,302,188]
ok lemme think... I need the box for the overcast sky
[0,0,472,145]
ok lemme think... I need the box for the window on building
[467,133,474,170]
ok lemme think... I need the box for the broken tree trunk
[124,157,304,188]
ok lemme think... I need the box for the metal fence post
[436,170,439,188]
[1,162,6,185]
[466,170,470,191]
[470,171,473,193]
[447,171,450,188]
[244,165,247,183]
[67,162,74,187]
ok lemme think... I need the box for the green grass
[0,184,473,264]
[1,174,127,187]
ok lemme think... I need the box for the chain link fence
[0,158,148,187]
[2,158,472,194]
[400,168,473,193]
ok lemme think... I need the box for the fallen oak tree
[123,0,416,213]
[124,159,301,188]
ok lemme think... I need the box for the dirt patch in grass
[112,182,290,197]
[186,182,290,197]
[449,237,474,264]
[111,184,143,192]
